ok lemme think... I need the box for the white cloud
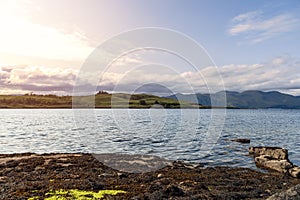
[228,10,299,43]
[272,57,285,66]
[0,65,77,94]
[218,56,300,92]
[98,55,300,95]
[95,56,300,95]
[1,55,300,95]
[232,11,262,23]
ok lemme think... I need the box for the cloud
[231,11,261,23]
[228,10,299,43]
[0,65,77,94]
[218,56,300,92]
[94,56,300,95]
[1,55,300,95]
[95,55,300,95]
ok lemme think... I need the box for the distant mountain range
[166,90,300,109]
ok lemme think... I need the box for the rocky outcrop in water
[249,146,300,178]
[249,146,288,160]
[231,138,251,144]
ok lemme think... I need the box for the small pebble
[117,172,127,178]
[117,172,123,176]
[157,173,163,178]
[265,189,271,194]
[99,173,113,177]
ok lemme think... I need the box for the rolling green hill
[0,93,200,108]
[72,93,198,108]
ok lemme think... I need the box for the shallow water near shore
[0,109,299,169]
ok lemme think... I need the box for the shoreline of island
[2,90,300,109]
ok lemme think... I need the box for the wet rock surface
[254,155,293,173]
[0,153,300,199]
[231,138,251,144]
[92,153,172,173]
[289,167,300,178]
[249,147,288,160]
[249,146,300,178]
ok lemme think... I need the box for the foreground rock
[267,184,300,200]
[249,146,300,178]
[1,153,300,199]
[254,155,293,173]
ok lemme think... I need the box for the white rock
[157,173,163,178]
[289,167,300,178]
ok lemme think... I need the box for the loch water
[0,109,299,169]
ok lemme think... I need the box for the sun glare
[0,0,92,61]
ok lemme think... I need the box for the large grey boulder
[249,146,288,160]
[249,146,299,178]
[267,184,300,200]
[254,155,293,173]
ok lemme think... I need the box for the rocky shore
[249,146,300,178]
[1,152,300,199]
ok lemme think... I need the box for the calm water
[0,109,299,169]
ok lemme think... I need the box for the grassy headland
[0,92,201,109]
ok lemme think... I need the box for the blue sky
[114,0,300,65]
[0,0,300,95]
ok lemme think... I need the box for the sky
[0,0,300,95]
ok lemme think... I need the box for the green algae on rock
[28,189,126,200]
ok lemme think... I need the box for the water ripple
[0,109,299,169]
